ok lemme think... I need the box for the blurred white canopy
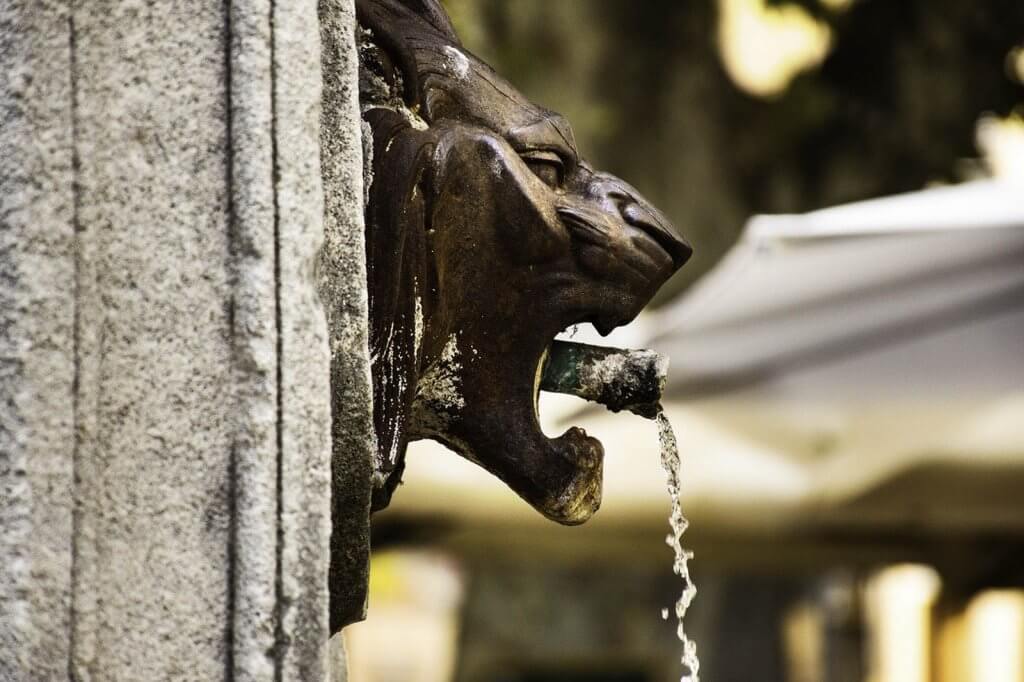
[391,180,1024,537]
[645,178,1024,532]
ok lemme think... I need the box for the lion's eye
[521,151,565,188]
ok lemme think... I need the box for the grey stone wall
[0,0,366,678]
[0,3,77,676]
[318,0,377,635]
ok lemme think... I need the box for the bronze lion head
[357,0,691,525]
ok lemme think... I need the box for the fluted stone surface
[0,3,77,676]
[0,1,365,678]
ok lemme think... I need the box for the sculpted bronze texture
[356,0,692,525]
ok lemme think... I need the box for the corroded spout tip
[540,340,668,419]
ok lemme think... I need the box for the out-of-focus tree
[444,0,1024,301]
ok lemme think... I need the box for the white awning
[652,179,1024,402]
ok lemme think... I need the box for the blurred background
[345,1,1024,680]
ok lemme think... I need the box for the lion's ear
[356,0,461,108]
[393,0,459,42]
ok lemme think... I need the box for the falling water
[656,410,699,682]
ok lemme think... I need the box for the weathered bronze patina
[357,0,691,526]
[541,340,669,420]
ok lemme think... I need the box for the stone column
[318,0,377,636]
[0,3,77,676]
[0,0,366,678]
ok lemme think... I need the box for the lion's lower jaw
[476,422,605,527]
[412,400,606,525]
[534,468,603,526]
[525,426,605,525]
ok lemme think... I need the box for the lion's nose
[619,198,692,270]
[589,169,692,270]
[585,169,693,271]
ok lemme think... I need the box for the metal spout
[540,340,668,419]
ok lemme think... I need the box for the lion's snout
[593,171,692,270]
[559,171,692,291]
[620,198,692,269]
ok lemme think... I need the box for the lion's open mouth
[519,324,609,525]
[472,318,667,526]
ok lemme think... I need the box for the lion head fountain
[354,0,691,532]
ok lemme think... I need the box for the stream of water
[656,411,700,682]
